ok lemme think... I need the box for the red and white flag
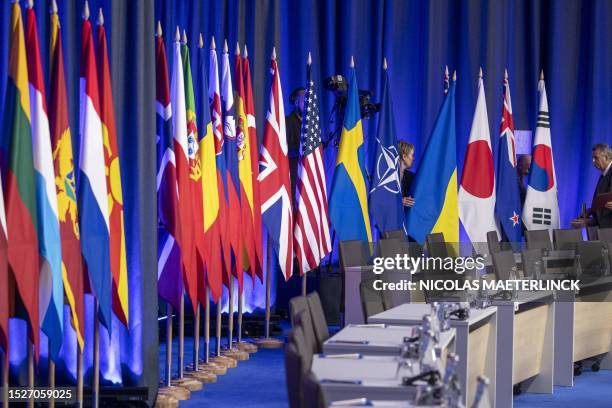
[459,71,499,245]
[259,49,293,280]
[294,56,331,275]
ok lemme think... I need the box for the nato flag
[368,66,404,234]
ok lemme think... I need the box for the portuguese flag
[3,1,40,359]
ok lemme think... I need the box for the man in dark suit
[517,154,531,206]
[591,143,612,228]
[286,87,305,203]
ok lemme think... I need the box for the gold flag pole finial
[478,66,483,79]
[156,21,162,38]
[211,36,216,50]
[244,44,249,58]
[181,30,187,45]
[350,55,355,68]
[26,0,33,9]
[504,68,508,80]
[235,41,240,56]
[175,26,180,42]
[272,46,276,60]
[307,52,312,65]
[51,0,58,14]
[223,39,228,53]
[452,70,457,81]
[540,69,544,80]
[383,57,388,70]
[199,33,204,49]
[97,8,104,26]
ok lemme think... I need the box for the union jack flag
[259,49,293,280]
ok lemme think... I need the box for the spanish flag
[50,3,85,350]
[329,59,372,243]
[97,10,129,326]
[197,35,223,303]
[3,1,40,358]
[234,45,258,281]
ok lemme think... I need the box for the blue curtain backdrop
[0,0,157,404]
[0,0,610,402]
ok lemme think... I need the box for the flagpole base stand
[198,360,228,375]
[185,370,217,384]
[255,337,284,349]
[157,386,190,401]
[171,377,202,392]
[155,393,179,408]
[211,355,238,368]
[235,341,258,353]
[222,348,249,361]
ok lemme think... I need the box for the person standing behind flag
[522,71,560,231]
[590,143,612,228]
[495,70,523,244]
[369,59,404,235]
[399,141,415,208]
[329,57,372,243]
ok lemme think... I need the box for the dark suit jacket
[593,168,612,228]
[286,110,302,202]
[401,169,415,198]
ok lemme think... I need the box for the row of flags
[0,1,129,362]
[156,21,340,313]
[407,68,560,248]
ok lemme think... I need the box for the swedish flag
[329,60,372,243]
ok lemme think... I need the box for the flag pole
[193,303,200,371]
[256,233,283,348]
[228,279,234,350]
[77,343,83,407]
[2,349,8,407]
[28,342,34,408]
[165,304,173,386]
[49,360,56,408]
[93,301,100,408]
[216,300,222,356]
[204,289,210,364]
[302,273,307,296]
[237,285,242,343]
[178,294,184,378]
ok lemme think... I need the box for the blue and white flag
[368,63,404,234]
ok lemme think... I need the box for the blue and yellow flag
[329,62,372,243]
[406,77,458,244]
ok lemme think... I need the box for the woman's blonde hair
[398,141,414,157]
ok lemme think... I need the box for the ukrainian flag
[329,61,372,243]
[406,76,458,244]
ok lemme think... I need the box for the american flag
[294,59,331,275]
[259,50,294,280]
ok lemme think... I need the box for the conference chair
[587,226,599,241]
[521,248,545,279]
[307,292,330,348]
[302,371,326,408]
[576,241,608,277]
[285,325,311,408]
[553,228,583,250]
[384,229,407,240]
[486,230,501,254]
[491,250,518,281]
[290,296,319,354]
[360,278,386,319]
[598,228,612,243]
[525,229,553,251]
[426,232,449,258]
[377,238,403,309]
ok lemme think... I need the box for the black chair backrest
[491,250,517,281]
[487,231,501,254]
[284,340,303,408]
[426,232,448,258]
[599,228,612,243]
[290,296,309,327]
[587,226,599,241]
[521,248,544,279]
[359,278,385,319]
[576,241,607,276]
[339,240,368,268]
[295,308,319,354]
[383,229,406,240]
[302,372,325,408]
[554,228,583,250]
[307,292,330,347]
[525,229,552,250]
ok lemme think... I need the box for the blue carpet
[160,334,612,407]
